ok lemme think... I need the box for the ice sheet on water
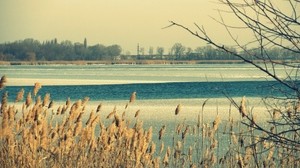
[2,64,291,86]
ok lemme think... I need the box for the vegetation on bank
[1,59,298,66]
[0,38,299,62]
[0,59,281,66]
[0,38,122,61]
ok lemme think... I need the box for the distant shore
[0,59,296,65]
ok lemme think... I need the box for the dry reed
[0,80,298,168]
[129,92,136,103]
[0,75,7,89]
[175,104,181,115]
[15,88,24,102]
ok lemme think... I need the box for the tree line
[0,38,298,61]
[0,38,122,61]
[137,43,299,61]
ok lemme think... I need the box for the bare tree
[168,0,300,158]
[171,43,186,60]
[156,46,164,59]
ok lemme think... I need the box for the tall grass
[0,80,299,167]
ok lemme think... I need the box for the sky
[0,0,294,54]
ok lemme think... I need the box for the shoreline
[0,59,295,65]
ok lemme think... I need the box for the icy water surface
[2,63,290,157]
[0,63,291,86]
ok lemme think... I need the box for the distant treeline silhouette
[0,38,121,61]
[0,38,298,61]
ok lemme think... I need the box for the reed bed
[0,79,299,167]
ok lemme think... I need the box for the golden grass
[0,80,299,167]
[0,75,7,89]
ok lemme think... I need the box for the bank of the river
[0,59,296,65]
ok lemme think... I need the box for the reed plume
[74,121,82,136]
[48,100,54,109]
[86,111,95,126]
[175,104,181,115]
[159,125,166,140]
[25,92,32,108]
[129,92,136,103]
[15,88,24,102]
[146,126,153,143]
[150,142,156,155]
[213,115,221,131]
[35,95,41,105]
[134,109,140,118]
[114,113,121,127]
[244,147,252,165]
[174,141,182,159]
[0,75,7,89]
[163,150,169,166]
[75,112,83,123]
[239,96,247,117]
[66,97,71,107]
[82,96,90,106]
[106,106,116,119]
[96,103,102,113]
[1,91,8,114]
[182,125,189,140]
[272,109,281,120]
[42,93,50,107]
[160,142,164,154]
[33,82,41,96]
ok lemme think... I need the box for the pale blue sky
[0,0,292,54]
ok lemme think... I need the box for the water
[3,81,288,102]
[0,63,291,86]
[1,63,292,159]
[1,63,292,124]
[1,64,295,101]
